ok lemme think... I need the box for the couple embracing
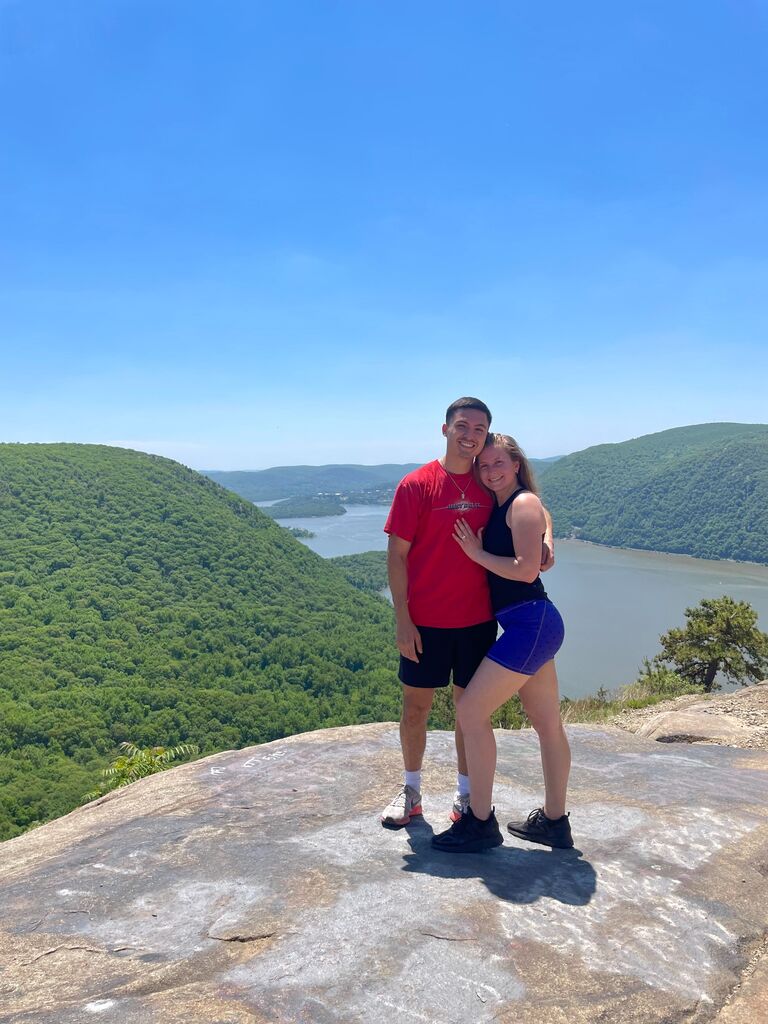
[381,397,573,853]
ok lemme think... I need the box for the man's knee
[401,688,434,727]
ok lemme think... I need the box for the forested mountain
[204,464,421,501]
[0,445,400,840]
[540,423,768,563]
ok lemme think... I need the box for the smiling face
[441,408,490,470]
[477,444,521,501]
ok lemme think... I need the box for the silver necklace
[441,463,471,500]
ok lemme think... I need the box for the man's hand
[396,616,423,663]
[540,506,555,572]
[388,535,421,660]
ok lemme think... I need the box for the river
[270,504,768,700]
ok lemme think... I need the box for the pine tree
[655,597,768,692]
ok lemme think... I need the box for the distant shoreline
[266,498,768,572]
[559,536,768,572]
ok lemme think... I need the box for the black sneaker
[506,807,573,849]
[432,806,504,853]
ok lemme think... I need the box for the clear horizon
[4,417,766,473]
[2,3,767,469]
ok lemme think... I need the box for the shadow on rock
[400,816,597,906]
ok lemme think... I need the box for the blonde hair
[483,433,539,495]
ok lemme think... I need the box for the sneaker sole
[506,826,573,849]
[432,834,504,854]
[381,805,423,828]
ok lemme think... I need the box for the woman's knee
[456,699,489,734]
[529,713,566,742]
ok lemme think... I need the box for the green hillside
[205,464,421,501]
[540,423,768,563]
[331,552,389,595]
[0,444,400,840]
[264,495,346,518]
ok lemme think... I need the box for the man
[381,397,553,827]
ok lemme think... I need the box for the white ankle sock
[405,770,422,791]
[456,773,470,797]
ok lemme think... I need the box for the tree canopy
[330,551,389,595]
[0,444,401,840]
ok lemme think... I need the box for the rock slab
[616,681,768,748]
[1,723,768,1024]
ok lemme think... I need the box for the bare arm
[453,492,545,584]
[387,534,423,663]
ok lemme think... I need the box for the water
[272,505,768,700]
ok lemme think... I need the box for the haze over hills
[0,444,400,840]
[206,458,556,507]
[204,464,422,501]
[539,423,768,563]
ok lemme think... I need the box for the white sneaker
[381,784,423,828]
[449,791,470,822]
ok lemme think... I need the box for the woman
[432,433,572,853]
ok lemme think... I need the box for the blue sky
[2,1,767,468]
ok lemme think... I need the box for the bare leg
[456,658,529,820]
[400,685,435,772]
[518,661,570,819]
[452,684,468,776]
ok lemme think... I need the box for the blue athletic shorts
[486,599,564,676]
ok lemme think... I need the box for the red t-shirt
[384,460,494,628]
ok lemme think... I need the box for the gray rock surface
[637,708,756,743]
[616,682,768,749]
[1,723,768,1024]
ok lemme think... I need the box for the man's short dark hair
[445,397,492,426]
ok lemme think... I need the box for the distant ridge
[204,464,421,501]
[539,422,768,564]
[206,458,554,503]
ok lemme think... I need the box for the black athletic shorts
[398,620,498,689]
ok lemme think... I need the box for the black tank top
[483,489,547,613]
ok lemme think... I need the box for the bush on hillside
[620,658,700,703]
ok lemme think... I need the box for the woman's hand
[453,517,484,562]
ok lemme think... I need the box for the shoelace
[392,786,418,810]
